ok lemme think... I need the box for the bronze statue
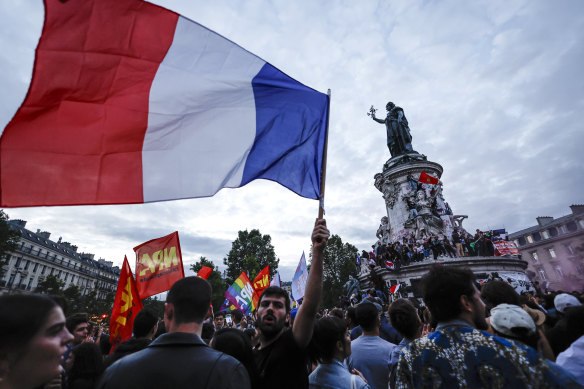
[369,102,415,157]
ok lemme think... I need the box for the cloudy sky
[1,0,582,281]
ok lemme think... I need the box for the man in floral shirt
[395,266,580,388]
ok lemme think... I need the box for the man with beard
[254,218,329,389]
[395,266,579,388]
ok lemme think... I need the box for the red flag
[252,266,270,296]
[197,266,213,280]
[134,231,185,299]
[109,256,143,352]
[390,284,401,294]
[418,172,439,185]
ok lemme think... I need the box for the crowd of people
[369,228,511,271]
[1,218,583,388]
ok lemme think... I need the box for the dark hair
[231,309,243,322]
[355,302,379,332]
[328,308,344,320]
[99,334,112,356]
[346,307,357,327]
[258,286,291,313]
[66,312,89,333]
[212,328,259,388]
[389,299,420,340]
[243,328,256,342]
[421,265,476,323]
[133,308,158,338]
[480,280,520,315]
[166,277,212,324]
[68,343,104,385]
[201,322,215,344]
[310,316,347,363]
[214,311,226,319]
[0,294,58,353]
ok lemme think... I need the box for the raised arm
[371,111,385,124]
[292,218,329,348]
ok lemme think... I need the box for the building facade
[509,205,584,292]
[1,219,120,299]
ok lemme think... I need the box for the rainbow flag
[219,298,237,312]
[225,271,259,315]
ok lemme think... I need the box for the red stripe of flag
[0,0,178,206]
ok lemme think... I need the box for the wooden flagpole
[318,89,331,219]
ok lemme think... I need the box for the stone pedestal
[374,153,463,244]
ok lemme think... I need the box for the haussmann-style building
[1,219,120,298]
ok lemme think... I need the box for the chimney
[570,204,584,215]
[38,231,51,239]
[536,217,554,227]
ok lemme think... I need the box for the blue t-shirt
[348,335,396,389]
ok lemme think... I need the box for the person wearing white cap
[490,304,538,349]
[547,294,584,357]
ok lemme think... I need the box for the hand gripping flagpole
[318,89,331,219]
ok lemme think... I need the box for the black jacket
[98,332,250,389]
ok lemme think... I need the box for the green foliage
[191,256,226,312]
[223,229,279,285]
[35,275,114,316]
[0,210,21,279]
[318,234,359,309]
[35,274,65,295]
[143,296,165,319]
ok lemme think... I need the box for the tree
[143,296,165,318]
[191,256,226,312]
[0,210,21,279]
[223,229,279,285]
[314,234,359,309]
[35,274,65,296]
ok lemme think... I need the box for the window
[579,219,584,229]
[532,252,539,261]
[555,266,564,278]
[27,277,34,290]
[50,268,54,275]
[15,257,22,268]
[541,230,550,239]
[567,221,577,232]
[549,227,558,237]
[559,225,567,233]
[533,232,541,242]
[565,244,575,255]
[526,235,534,244]
[8,274,16,287]
[24,260,30,270]
[538,269,547,280]
[41,265,46,275]
[33,263,39,272]
[64,273,68,282]
[548,248,556,258]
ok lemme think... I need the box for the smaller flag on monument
[389,283,401,294]
[418,172,439,185]
[110,256,143,352]
[291,252,308,302]
[225,272,259,315]
[384,260,395,270]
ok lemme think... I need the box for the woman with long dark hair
[0,294,73,389]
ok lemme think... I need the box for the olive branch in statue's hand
[367,105,377,117]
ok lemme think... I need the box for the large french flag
[0,0,329,207]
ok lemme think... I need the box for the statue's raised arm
[368,105,385,124]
